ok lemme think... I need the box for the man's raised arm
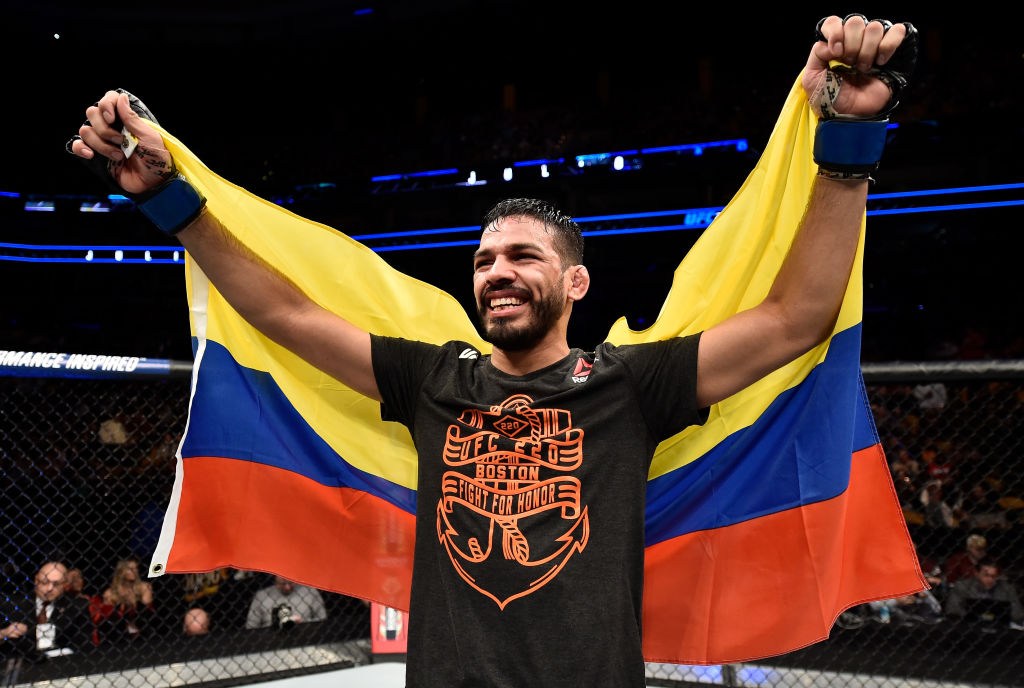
[70,91,381,402]
[695,14,914,408]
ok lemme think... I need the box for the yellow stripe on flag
[160,128,488,490]
[603,78,865,479]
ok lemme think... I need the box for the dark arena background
[2,2,1023,687]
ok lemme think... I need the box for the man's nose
[485,255,516,283]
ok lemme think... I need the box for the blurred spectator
[889,441,923,508]
[959,484,1009,531]
[945,558,1024,625]
[945,534,988,585]
[891,467,917,508]
[183,608,210,636]
[998,494,1024,525]
[920,559,942,587]
[184,570,230,606]
[870,591,943,625]
[953,448,992,492]
[140,432,178,474]
[913,383,948,410]
[97,415,128,445]
[245,577,326,630]
[834,606,867,630]
[0,562,93,660]
[918,553,946,598]
[94,558,155,643]
[184,569,261,630]
[920,480,956,528]
[900,590,944,624]
[923,445,954,485]
[64,568,92,603]
[95,410,131,477]
[889,443,921,481]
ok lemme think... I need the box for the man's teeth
[490,297,524,310]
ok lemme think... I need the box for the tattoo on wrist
[107,158,124,179]
[136,145,175,180]
[818,167,874,183]
[105,146,175,187]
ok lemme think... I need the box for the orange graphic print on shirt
[437,394,590,609]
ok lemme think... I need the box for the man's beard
[477,287,564,352]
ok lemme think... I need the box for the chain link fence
[3,360,1022,687]
[648,363,1024,688]
[0,368,371,688]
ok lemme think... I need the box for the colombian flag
[150,76,925,664]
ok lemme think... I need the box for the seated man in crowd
[245,576,327,629]
[63,569,92,603]
[0,562,93,660]
[945,558,1024,627]
[945,534,989,585]
[183,608,211,636]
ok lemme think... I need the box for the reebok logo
[460,348,479,360]
[571,357,593,384]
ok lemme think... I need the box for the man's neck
[489,339,571,376]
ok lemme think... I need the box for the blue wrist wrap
[136,175,206,235]
[813,119,889,178]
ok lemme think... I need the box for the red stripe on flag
[166,456,416,610]
[641,443,925,664]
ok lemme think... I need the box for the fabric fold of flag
[150,74,924,665]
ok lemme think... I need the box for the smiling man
[368,193,707,683]
[473,199,589,370]
[70,14,915,688]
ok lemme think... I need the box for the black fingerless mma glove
[67,89,205,236]
[811,16,918,180]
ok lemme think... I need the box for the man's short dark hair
[481,198,584,268]
[976,557,1001,573]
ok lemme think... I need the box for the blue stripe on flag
[183,340,417,514]
[645,324,875,545]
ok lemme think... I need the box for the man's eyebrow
[473,242,546,260]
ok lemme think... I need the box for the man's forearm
[174,209,381,401]
[177,209,317,346]
[763,176,868,350]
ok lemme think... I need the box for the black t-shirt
[372,334,705,688]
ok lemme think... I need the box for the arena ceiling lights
[362,138,751,195]
[3,183,1023,264]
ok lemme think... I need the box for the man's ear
[567,265,590,301]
